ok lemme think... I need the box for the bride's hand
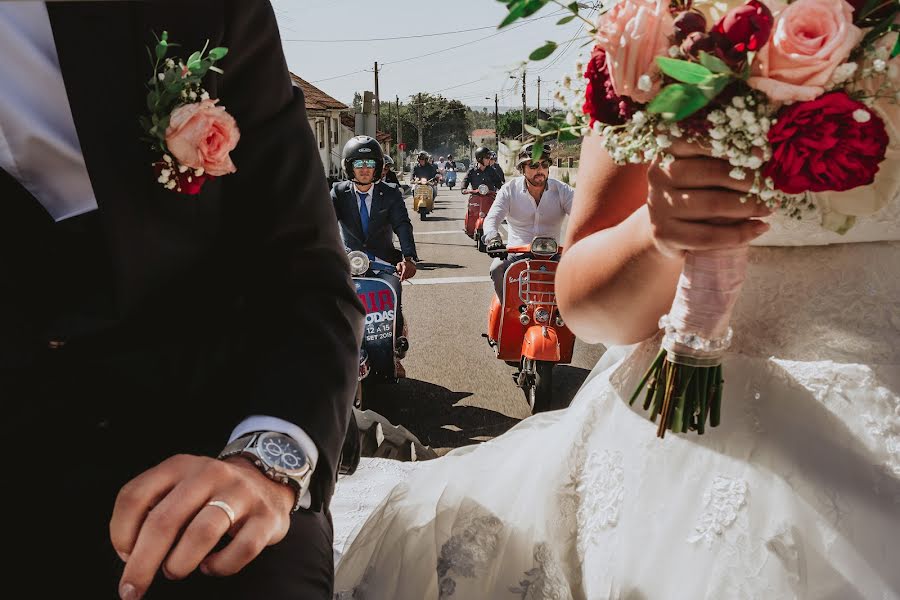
[647,140,773,258]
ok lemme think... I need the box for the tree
[380,93,472,157]
[497,109,539,141]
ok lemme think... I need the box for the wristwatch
[217,431,313,513]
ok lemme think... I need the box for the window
[317,120,325,148]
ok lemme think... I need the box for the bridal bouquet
[501,0,898,436]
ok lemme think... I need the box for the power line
[311,68,371,84]
[283,24,500,43]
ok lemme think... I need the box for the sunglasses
[525,160,551,170]
[352,159,378,169]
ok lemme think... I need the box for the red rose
[713,0,773,53]
[763,92,889,194]
[582,46,635,126]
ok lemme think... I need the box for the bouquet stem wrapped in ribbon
[631,247,749,436]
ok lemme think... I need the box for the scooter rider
[489,150,505,185]
[462,146,504,195]
[331,136,418,360]
[483,142,575,299]
[444,154,457,172]
[382,155,400,186]
[412,151,438,182]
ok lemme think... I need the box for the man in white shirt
[483,142,575,299]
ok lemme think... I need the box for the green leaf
[499,3,527,27]
[529,41,558,61]
[208,47,229,61]
[538,119,553,129]
[697,51,732,75]
[567,1,579,13]
[647,83,709,121]
[656,57,712,84]
[155,40,168,61]
[558,128,580,142]
[556,15,576,24]
[524,124,543,136]
[697,73,731,100]
[531,140,545,161]
[187,50,202,68]
[893,30,899,58]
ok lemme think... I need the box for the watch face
[257,432,309,477]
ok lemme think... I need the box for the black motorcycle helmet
[516,142,553,171]
[383,156,395,168]
[342,135,384,181]
[417,151,429,162]
[474,146,491,162]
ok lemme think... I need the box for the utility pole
[417,92,423,151]
[494,93,499,146]
[536,76,541,118]
[521,69,527,140]
[373,62,380,132]
[396,95,401,167]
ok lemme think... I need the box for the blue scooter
[347,251,408,410]
[445,169,457,190]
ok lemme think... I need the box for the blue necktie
[358,192,369,237]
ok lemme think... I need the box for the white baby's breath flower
[759,188,775,201]
[602,125,614,137]
[200,91,210,101]
[707,110,726,125]
[874,46,889,61]
[853,108,872,123]
[629,153,643,164]
[729,167,746,180]
[746,123,761,135]
[741,110,756,125]
[178,164,189,173]
[711,140,726,155]
[160,168,171,180]
[660,153,675,169]
[731,96,746,109]
[746,155,763,170]
[752,136,766,147]
[637,75,653,93]
[157,72,165,81]
[566,112,577,125]
[189,91,198,100]
[163,154,173,164]
[574,61,584,74]
[580,126,591,136]
[709,127,727,140]
[195,167,205,176]
[644,148,657,161]
[668,45,680,58]
[165,180,177,190]
[725,106,740,120]
[563,75,573,89]
[873,59,886,73]
[632,111,647,125]
[165,58,175,68]
[655,134,672,148]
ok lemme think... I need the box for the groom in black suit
[0,1,363,598]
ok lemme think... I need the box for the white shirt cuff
[229,416,319,510]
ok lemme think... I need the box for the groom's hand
[646,140,773,258]
[110,455,295,599]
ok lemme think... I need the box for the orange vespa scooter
[463,183,497,252]
[484,236,576,413]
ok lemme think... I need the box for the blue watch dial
[258,432,308,475]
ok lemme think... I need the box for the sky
[271,0,595,111]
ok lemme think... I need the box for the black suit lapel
[369,185,387,232]
[47,2,147,218]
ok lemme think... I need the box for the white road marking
[404,276,491,286]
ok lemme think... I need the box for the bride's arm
[557,135,771,345]
[557,136,681,345]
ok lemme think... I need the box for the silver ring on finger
[207,500,236,527]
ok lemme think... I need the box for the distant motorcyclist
[436,155,446,186]
[412,151,438,182]
[382,155,400,186]
[483,142,574,299]
[462,146,504,195]
[489,151,506,185]
[444,153,457,172]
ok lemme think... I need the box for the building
[290,73,347,182]
[471,128,496,148]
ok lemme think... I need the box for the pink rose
[165,99,240,176]
[747,0,863,103]
[595,0,674,104]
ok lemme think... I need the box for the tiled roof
[472,128,496,137]
[289,73,348,111]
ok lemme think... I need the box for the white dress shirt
[483,176,575,247]
[351,181,374,215]
[0,3,317,505]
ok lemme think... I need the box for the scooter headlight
[534,307,550,323]
[477,184,489,195]
[348,251,370,276]
[519,313,531,325]
[555,313,564,327]
[531,237,559,256]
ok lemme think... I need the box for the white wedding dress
[332,150,900,598]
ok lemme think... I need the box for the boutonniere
[140,31,240,195]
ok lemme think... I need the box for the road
[361,173,606,455]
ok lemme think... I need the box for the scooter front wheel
[525,360,554,414]
[476,229,486,253]
[419,206,428,221]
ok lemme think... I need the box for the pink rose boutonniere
[140,31,240,195]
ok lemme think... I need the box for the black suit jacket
[331,180,418,263]
[0,1,364,511]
